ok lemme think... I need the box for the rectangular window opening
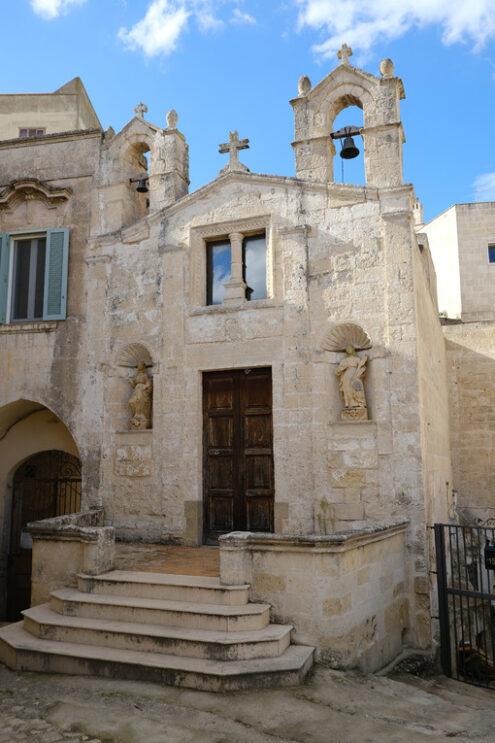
[243,233,267,301]
[488,245,495,263]
[206,239,231,305]
[19,128,45,138]
[11,237,47,321]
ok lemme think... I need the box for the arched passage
[0,400,81,620]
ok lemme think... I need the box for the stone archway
[7,450,81,620]
[0,400,81,619]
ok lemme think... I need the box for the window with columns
[206,231,266,306]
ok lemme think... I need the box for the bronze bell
[340,136,359,160]
[136,178,149,193]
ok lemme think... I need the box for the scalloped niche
[117,343,153,368]
[321,322,372,352]
[111,343,154,433]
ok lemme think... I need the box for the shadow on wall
[0,399,81,620]
[445,339,495,520]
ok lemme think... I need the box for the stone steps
[23,603,292,660]
[77,571,250,606]
[50,587,271,632]
[0,623,314,692]
[0,570,314,691]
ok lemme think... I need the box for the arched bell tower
[290,45,405,188]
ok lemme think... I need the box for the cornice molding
[0,179,72,211]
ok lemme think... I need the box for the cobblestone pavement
[0,659,495,743]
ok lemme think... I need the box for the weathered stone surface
[0,51,458,667]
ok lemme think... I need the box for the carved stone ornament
[321,322,372,352]
[166,109,179,129]
[129,362,153,430]
[297,75,311,96]
[335,345,368,421]
[0,179,72,211]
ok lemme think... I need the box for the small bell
[136,178,149,193]
[340,136,359,159]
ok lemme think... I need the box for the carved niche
[322,322,372,421]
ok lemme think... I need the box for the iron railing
[434,523,495,689]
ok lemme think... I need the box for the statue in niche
[129,362,152,429]
[335,345,368,421]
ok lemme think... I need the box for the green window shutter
[0,234,10,324]
[43,228,69,320]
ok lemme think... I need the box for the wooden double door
[203,368,274,542]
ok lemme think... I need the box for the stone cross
[337,44,353,65]
[218,131,250,174]
[134,102,148,120]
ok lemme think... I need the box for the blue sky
[3,0,495,222]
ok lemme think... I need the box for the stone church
[0,49,486,689]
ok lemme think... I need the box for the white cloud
[119,1,259,57]
[119,1,230,57]
[231,8,256,25]
[473,172,495,201]
[31,0,86,19]
[296,0,495,58]
[118,1,190,57]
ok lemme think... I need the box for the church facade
[0,50,466,674]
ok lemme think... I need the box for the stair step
[0,622,314,692]
[50,588,270,632]
[77,571,249,606]
[23,604,292,661]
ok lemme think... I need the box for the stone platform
[114,543,220,576]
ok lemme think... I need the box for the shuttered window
[0,229,69,323]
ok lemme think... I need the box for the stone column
[223,232,247,304]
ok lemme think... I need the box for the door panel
[203,368,274,542]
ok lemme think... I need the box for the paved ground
[0,658,494,742]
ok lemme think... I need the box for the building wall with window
[0,77,101,141]
[422,202,495,322]
[0,58,456,652]
[421,201,495,526]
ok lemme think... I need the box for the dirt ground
[0,658,494,743]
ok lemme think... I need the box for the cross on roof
[134,102,148,120]
[337,44,353,65]
[218,131,250,174]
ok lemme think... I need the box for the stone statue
[129,362,152,429]
[335,345,368,421]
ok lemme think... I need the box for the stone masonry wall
[443,322,495,523]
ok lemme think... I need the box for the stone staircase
[0,571,314,691]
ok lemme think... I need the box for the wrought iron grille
[10,450,81,554]
[434,523,495,689]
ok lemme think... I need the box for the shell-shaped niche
[321,322,372,352]
[117,343,153,368]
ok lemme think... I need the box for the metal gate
[7,450,81,620]
[434,523,495,689]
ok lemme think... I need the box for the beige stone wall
[0,79,101,140]
[412,232,453,645]
[455,203,495,322]
[420,206,460,319]
[220,524,408,671]
[424,203,495,322]
[443,322,495,522]
[0,59,454,654]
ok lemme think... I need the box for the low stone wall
[29,509,115,606]
[219,520,408,672]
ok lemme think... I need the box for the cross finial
[134,102,148,119]
[218,131,250,174]
[337,43,353,65]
